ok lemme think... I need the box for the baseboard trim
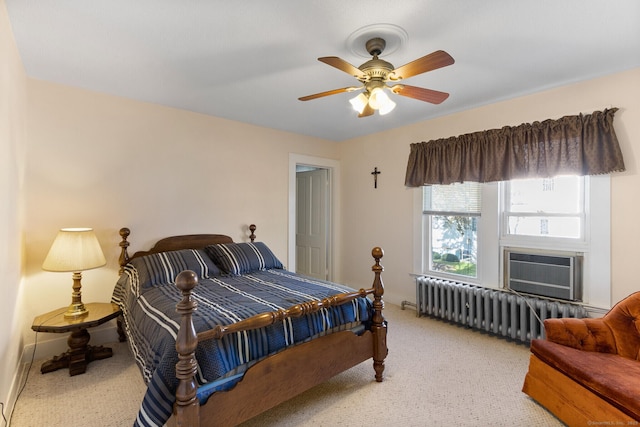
[3,350,29,426]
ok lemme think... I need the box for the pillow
[130,248,221,289]
[205,242,283,275]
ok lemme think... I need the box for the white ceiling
[6,0,640,142]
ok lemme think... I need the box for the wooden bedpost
[118,227,131,274]
[174,270,200,427]
[249,224,256,242]
[371,247,387,382]
[116,228,132,343]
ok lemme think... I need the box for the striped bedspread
[112,265,372,427]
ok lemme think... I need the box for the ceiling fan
[298,37,454,117]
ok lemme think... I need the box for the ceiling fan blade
[318,57,368,80]
[390,84,450,104]
[389,50,454,81]
[298,87,359,101]
[358,103,375,118]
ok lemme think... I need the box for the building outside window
[504,175,584,241]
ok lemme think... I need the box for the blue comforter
[112,263,371,427]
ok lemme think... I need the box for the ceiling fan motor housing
[358,38,394,84]
[359,58,394,80]
[365,37,386,56]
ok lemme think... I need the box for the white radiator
[414,276,588,343]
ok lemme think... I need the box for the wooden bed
[116,225,388,427]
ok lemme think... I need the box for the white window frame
[415,175,611,308]
[420,183,495,285]
[499,176,589,252]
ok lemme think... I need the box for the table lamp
[42,228,107,318]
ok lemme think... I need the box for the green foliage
[431,259,476,277]
[453,261,476,276]
[442,253,460,262]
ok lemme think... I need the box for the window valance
[404,108,625,186]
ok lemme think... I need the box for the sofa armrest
[544,317,617,354]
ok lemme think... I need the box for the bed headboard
[118,224,256,271]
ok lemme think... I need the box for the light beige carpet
[10,304,562,426]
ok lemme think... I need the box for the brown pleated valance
[405,108,625,186]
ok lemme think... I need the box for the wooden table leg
[40,328,113,376]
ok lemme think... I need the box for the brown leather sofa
[522,291,640,425]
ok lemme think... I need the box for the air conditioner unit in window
[504,248,583,302]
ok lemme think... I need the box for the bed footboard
[171,247,387,427]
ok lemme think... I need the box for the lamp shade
[378,97,396,115]
[42,228,106,272]
[369,87,395,110]
[349,93,369,114]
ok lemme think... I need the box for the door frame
[288,154,340,281]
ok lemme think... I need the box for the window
[423,177,585,279]
[418,174,612,307]
[503,175,584,241]
[423,182,481,279]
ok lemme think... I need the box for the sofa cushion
[544,317,617,354]
[531,339,640,420]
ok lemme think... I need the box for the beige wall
[21,80,339,347]
[339,68,640,307]
[0,0,27,412]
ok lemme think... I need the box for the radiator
[414,276,589,343]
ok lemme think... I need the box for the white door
[296,169,328,279]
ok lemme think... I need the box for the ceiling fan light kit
[377,97,396,116]
[348,88,396,116]
[299,25,454,118]
[367,87,396,114]
[349,93,369,114]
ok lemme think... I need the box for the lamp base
[64,302,89,319]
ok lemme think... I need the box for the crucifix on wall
[371,167,381,189]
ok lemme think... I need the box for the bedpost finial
[249,224,256,242]
[119,227,130,240]
[176,270,199,293]
[372,247,384,262]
